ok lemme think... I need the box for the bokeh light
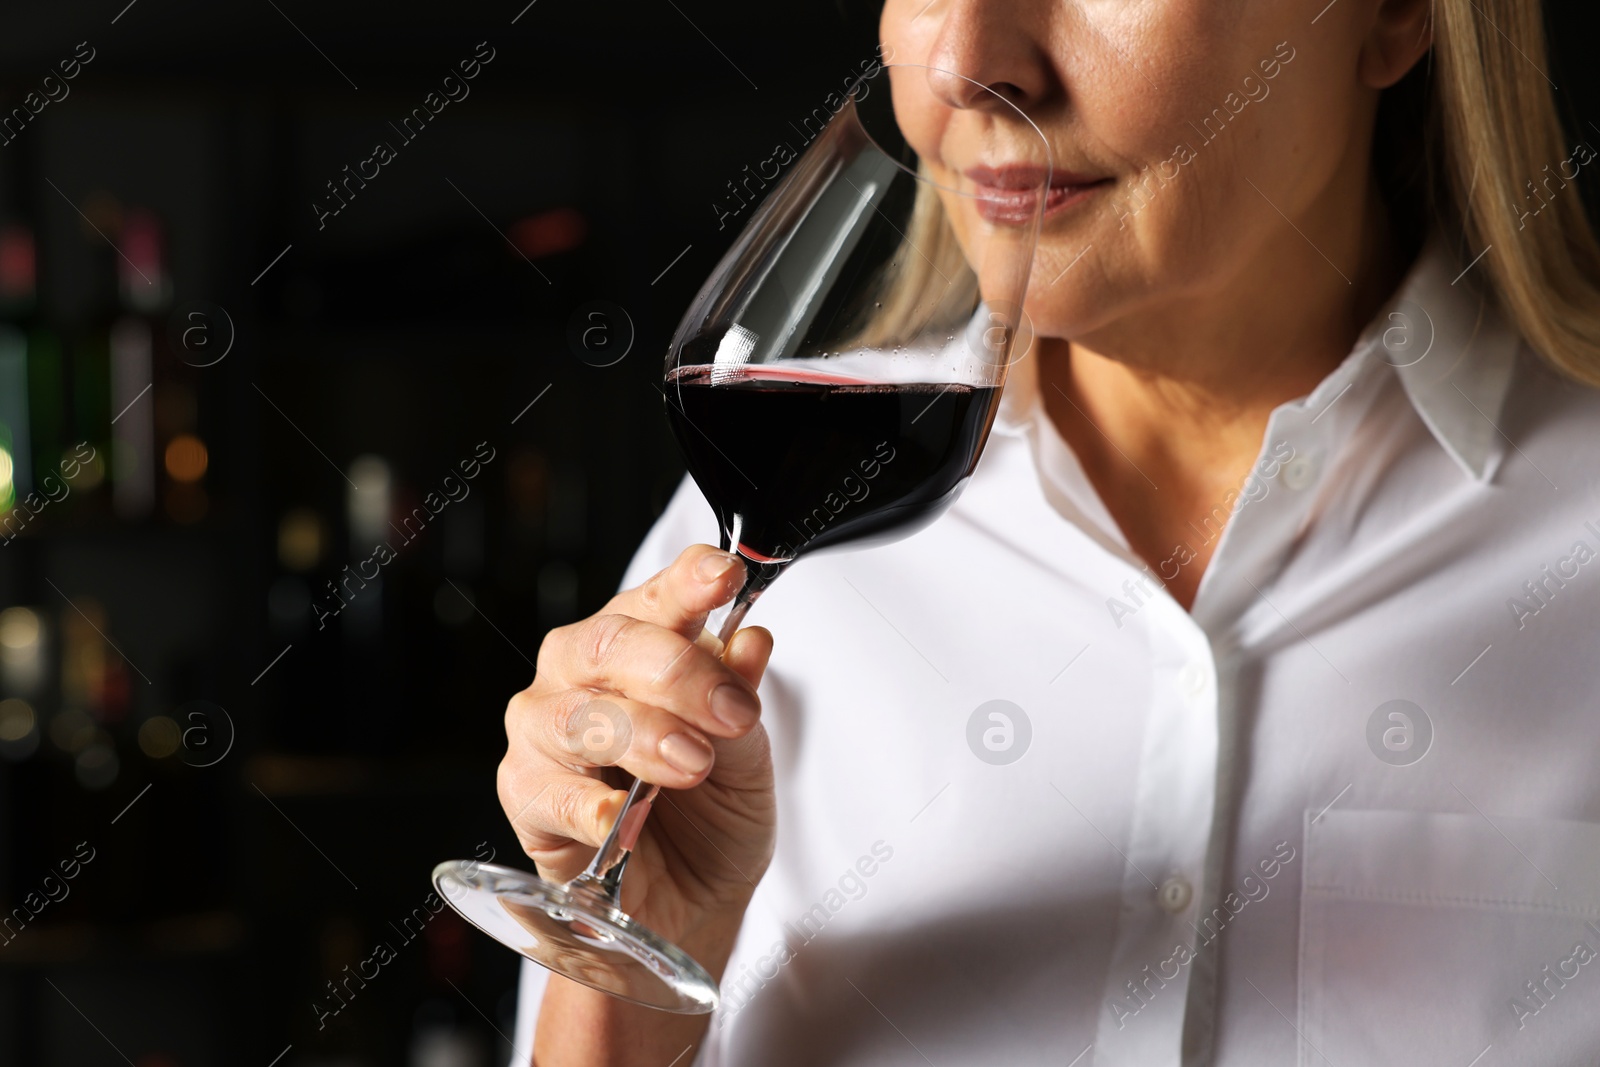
[73,449,106,490]
[0,698,36,742]
[164,433,208,482]
[277,508,325,571]
[0,444,14,511]
[0,605,39,650]
[347,455,392,548]
[138,715,181,759]
[0,606,44,695]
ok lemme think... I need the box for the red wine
[664,364,1001,564]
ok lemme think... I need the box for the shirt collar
[1375,231,1521,482]
[992,231,1522,483]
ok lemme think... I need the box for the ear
[1359,0,1434,89]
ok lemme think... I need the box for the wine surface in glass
[665,363,1001,563]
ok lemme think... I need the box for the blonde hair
[1412,0,1600,385]
[840,172,977,352]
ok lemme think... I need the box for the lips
[965,164,1111,225]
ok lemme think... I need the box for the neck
[1043,173,1408,481]
[1037,174,1412,607]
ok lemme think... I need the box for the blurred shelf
[245,752,492,797]
[0,910,244,966]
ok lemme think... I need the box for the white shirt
[513,234,1600,1066]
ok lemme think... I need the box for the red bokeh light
[509,207,586,259]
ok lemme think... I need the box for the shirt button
[1281,455,1317,490]
[1178,661,1207,699]
[1158,876,1193,913]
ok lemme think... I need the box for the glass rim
[840,60,1055,203]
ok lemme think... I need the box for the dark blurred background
[0,1,1594,1065]
[0,2,879,1064]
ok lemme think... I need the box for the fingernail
[659,731,714,775]
[710,684,759,730]
[697,551,738,583]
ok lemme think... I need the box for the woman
[501,0,1600,1063]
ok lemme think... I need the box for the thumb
[606,544,747,641]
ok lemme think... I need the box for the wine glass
[434,61,1051,1014]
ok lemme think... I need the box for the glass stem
[708,568,764,645]
[567,554,784,904]
[570,775,659,902]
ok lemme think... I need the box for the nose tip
[925,65,1023,112]
[926,66,990,110]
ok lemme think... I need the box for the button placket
[1093,604,1221,1066]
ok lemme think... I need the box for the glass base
[432,860,720,1014]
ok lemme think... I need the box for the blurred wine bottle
[67,191,121,514]
[0,223,37,512]
[110,207,171,520]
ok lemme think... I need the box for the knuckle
[635,570,665,616]
[548,783,579,830]
[546,690,588,754]
[501,773,566,848]
[495,758,517,811]
[503,687,534,732]
[497,760,544,844]
[580,613,632,674]
[553,691,634,765]
[534,622,572,678]
[545,781,589,839]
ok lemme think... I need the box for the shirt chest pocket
[1299,809,1600,1067]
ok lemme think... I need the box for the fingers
[497,761,625,882]
[605,544,746,640]
[538,687,748,789]
[500,762,624,851]
[541,612,761,739]
[722,626,774,690]
[500,545,780,883]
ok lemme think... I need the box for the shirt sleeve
[507,473,716,1065]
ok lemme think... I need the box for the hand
[498,544,776,946]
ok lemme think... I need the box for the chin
[1025,310,1100,350]
[1024,267,1124,345]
